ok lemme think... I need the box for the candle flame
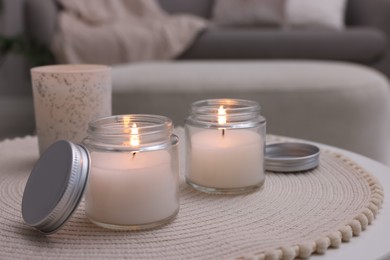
[218,105,227,125]
[130,123,140,147]
[123,116,131,127]
[122,116,131,134]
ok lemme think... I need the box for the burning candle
[185,99,266,194]
[218,105,227,125]
[83,115,179,230]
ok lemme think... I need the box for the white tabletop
[306,143,390,260]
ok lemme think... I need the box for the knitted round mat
[0,135,384,260]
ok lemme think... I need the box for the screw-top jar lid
[265,142,320,172]
[22,140,90,234]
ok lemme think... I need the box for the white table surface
[302,142,390,260]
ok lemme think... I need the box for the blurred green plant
[0,0,54,67]
[0,35,54,66]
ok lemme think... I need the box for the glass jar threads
[83,114,179,230]
[185,99,266,194]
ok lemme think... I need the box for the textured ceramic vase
[31,64,112,154]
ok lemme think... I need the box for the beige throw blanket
[52,0,207,64]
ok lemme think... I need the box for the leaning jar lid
[265,142,320,172]
[22,140,90,234]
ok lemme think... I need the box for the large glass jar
[185,99,266,194]
[83,115,179,230]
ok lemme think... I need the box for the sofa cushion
[211,0,285,27]
[25,0,58,47]
[286,0,347,30]
[180,28,386,63]
[157,0,213,18]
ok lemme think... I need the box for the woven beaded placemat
[0,134,383,260]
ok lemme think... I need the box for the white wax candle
[85,150,178,226]
[189,129,264,189]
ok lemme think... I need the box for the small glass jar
[82,114,179,230]
[185,99,266,194]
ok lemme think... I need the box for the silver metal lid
[265,142,320,172]
[22,140,90,234]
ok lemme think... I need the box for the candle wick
[222,128,225,138]
[132,152,137,160]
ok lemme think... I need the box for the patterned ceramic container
[31,64,112,154]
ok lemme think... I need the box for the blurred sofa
[1,0,390,164]
[25,0,390,78]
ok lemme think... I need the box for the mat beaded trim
[0,134,384,260]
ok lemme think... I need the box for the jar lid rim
[22,141,90,234]
[265,142,320,172]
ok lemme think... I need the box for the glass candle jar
[185,99,266,194]
[82,115,179,230]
